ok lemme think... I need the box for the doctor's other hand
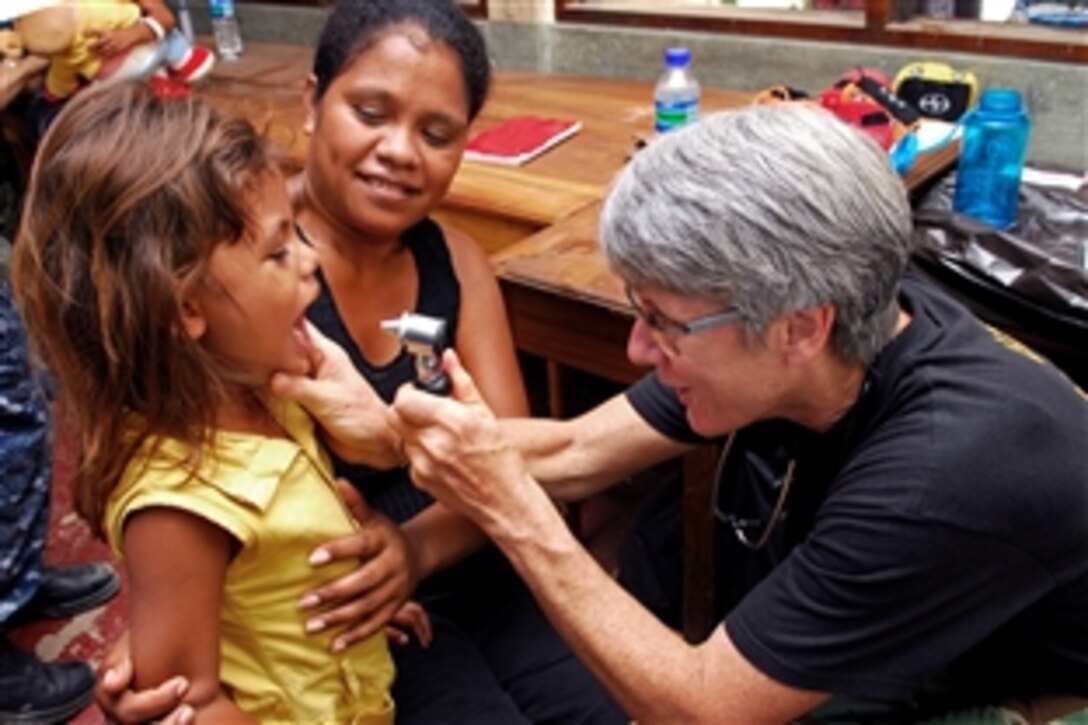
[391,350,534,530]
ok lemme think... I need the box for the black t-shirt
[626,275,1088,701]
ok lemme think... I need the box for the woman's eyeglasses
[712,432,796,550]
[624,284,742,356]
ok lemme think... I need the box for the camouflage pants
[0,267,51,629]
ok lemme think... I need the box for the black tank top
[304,218,460,523]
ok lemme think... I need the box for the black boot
[0,636,95,724]
[6,563,120,629]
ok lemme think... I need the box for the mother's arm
[442,224,529,419]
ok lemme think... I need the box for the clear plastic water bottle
[654,47,700,134]
[209,0,244,61]
[952,88,1032,230]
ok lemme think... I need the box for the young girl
[11,82,395,722]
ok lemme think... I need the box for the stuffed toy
[3,0,214,104]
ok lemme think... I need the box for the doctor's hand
[391,351,539,536]
[271,322,403,470]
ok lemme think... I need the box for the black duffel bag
[911,171,1088,388]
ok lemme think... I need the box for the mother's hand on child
[271,321,404,469]
[299,479,419,652]
[95,632,194,725]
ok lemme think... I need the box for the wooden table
[436,74,751,253]
[190,42,313,168]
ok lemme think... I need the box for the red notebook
[465,116,582,166]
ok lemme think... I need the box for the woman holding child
[96,0,624,721]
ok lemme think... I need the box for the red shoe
[169,45,215,84]
[149,74,191,100]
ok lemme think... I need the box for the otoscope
[380,312,452,396]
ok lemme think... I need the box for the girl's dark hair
[11,82,279,537]
[313,0,491,120]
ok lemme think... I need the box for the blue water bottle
[952,88,1031,230]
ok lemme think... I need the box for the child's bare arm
[88,0,176,57]
[134,0,177,33]
[123,507,255,723]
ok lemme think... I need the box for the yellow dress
[105,400,395,723]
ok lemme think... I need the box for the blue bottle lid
[977,88,1024,114]
[664,47,692,68]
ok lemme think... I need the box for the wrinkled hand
[385,600,433,648]
[271,321,403,469]
[95,632,194,725]
[299,480,418,652]
[87,25,148,57]
[391,350,533,533]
